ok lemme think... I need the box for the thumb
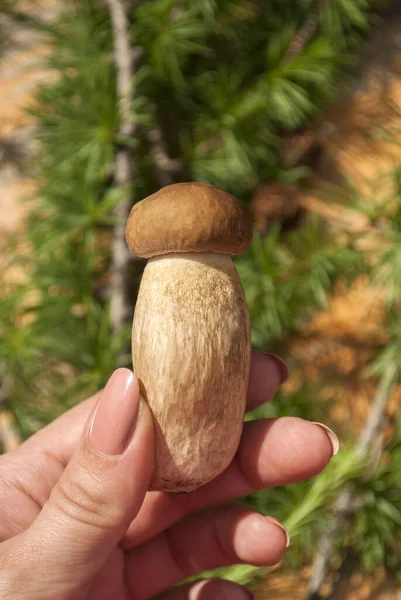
[4,369,154,599]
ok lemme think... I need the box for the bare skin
[0,352,337,599]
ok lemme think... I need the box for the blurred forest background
[3,0,401,598]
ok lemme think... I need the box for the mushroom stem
[132,252,251,492]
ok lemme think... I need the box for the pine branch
[148,127,183,187]
[305,366,397,599]
[283,1,322,63]
[106,0,137,334]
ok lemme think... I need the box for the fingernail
[265,516,290,547]
[312,422,340,457]
[90,368,139,456]
[264,353,289,384]
[191,580,253,599]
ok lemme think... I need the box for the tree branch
[283,1,322,63]
[305,366,397,599]
[148,127,183,187]
[106,0,137,334]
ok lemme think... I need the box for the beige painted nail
[90,368,139,455]
[312,422,340,457]
[265,516,290,548]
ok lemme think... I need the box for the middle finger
[122,416,336,549]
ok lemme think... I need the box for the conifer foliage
[3,0,401,594]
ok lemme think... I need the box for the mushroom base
[132,252,251,493]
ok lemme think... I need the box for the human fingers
[125,504,288,599]
[123,416,337,548]
[11,351,284,468]
[0,369,154,600]
[0,351,286,541]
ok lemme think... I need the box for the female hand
[0,351,338,599]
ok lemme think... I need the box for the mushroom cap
[126,182,253,258]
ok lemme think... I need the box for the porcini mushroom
[126,182,252,492]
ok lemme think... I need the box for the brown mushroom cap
[126,182,253,258]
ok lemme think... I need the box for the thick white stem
[132,253,251,492]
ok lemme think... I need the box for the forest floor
[2,3,401,599]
